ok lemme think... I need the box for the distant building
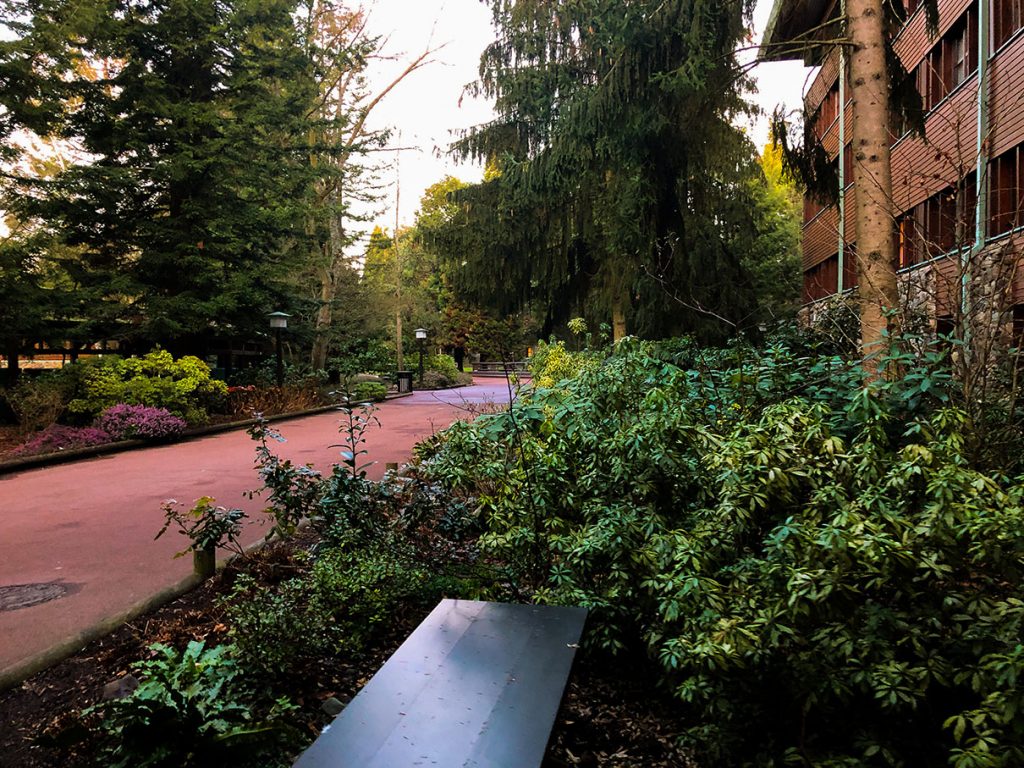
[763,0,1024,345]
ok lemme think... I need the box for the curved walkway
[0,379,513,683]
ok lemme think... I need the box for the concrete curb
[0,534,276,693]
[0,392,414,477]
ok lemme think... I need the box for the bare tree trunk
[310,265,334,370]
[302,6,438,375]
[310,211,348,370]
[612,294,627,342]
[849,0,900,375]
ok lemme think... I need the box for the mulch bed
[0,531,695,768]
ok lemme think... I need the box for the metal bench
[293,599,588,768]
[473,361,531,376]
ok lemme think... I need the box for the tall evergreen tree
[444,0,776,342]
[0,0,322,354]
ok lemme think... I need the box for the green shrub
[528,339,600,388]
[426,353,459,379]
[349,381,387,402]
[228,359,327,389]
[425,337,1024,765]
[417,356,473,389]
[67,349,227,423]
[328,338,394,378]
[225,541,443,677]
[419,369,470,389]
[84,641,297,768]
[4,373,74,432]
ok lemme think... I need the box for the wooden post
[193,546,216,580]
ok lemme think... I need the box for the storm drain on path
[0,582,68,612]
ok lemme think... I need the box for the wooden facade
[765,0,1024,320]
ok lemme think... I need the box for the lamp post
[415,328,427,384]
[268,311,290,387]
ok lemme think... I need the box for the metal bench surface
[293,599,588,768]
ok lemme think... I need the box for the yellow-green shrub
[67,349,227,423]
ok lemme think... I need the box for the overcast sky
[357,0,810,235]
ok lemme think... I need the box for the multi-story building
[763,0,1024,343]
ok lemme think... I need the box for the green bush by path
[417,354,472,388]
[528,338,601,388]
[67,349,227,423]
[224,539,458,678]
[423,337,1024,766]
[348,381,387,403]
[84,641,298,768]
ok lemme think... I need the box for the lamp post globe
[414,328,427,384]
[268,312,291,387]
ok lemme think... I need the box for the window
[993,0,1024,50]
[1012,304,1024,351]
[917,5,979,110]
[951,28,970,87]
[896,175,977,265]
[936,315,956,336]
[842,143,853,185]
[897,211,919,267]
[813,82,840,140]
[989,144,1024,236]
[842,244,858,289]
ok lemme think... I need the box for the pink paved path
[0,380,512,678]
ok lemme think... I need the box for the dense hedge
[424,337,1024,766]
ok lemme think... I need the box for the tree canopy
[432,0,797,342]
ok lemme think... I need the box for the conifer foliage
[443,0,793,340]
[0,0,324,353]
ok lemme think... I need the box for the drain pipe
[837,0,847,295]
[969,0,991,349]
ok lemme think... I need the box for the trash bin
[396,370,413,393]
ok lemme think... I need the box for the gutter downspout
[969,0,990,348]
[837,3,847,295]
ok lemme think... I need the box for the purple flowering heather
[13,425,113,457]
[95,404,188,441]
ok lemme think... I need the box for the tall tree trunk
[395,306,404,370]
[849,0,900,374]
[612,293,627,342]
[310,209,349,371]
[310,264,334,370]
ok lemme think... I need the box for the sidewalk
[0,380,512,688]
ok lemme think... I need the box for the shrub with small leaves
[95,404,188,441]
[425,335,1024,766]
[225,541,444,677]
[66,349,227,423]
[4,375,71,433]
[348,381,388,403]
[13,424,112,456]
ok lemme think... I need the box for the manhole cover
[0,582,68,612]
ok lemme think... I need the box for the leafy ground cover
[420,333,1024,766]
[0,528,692,768]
